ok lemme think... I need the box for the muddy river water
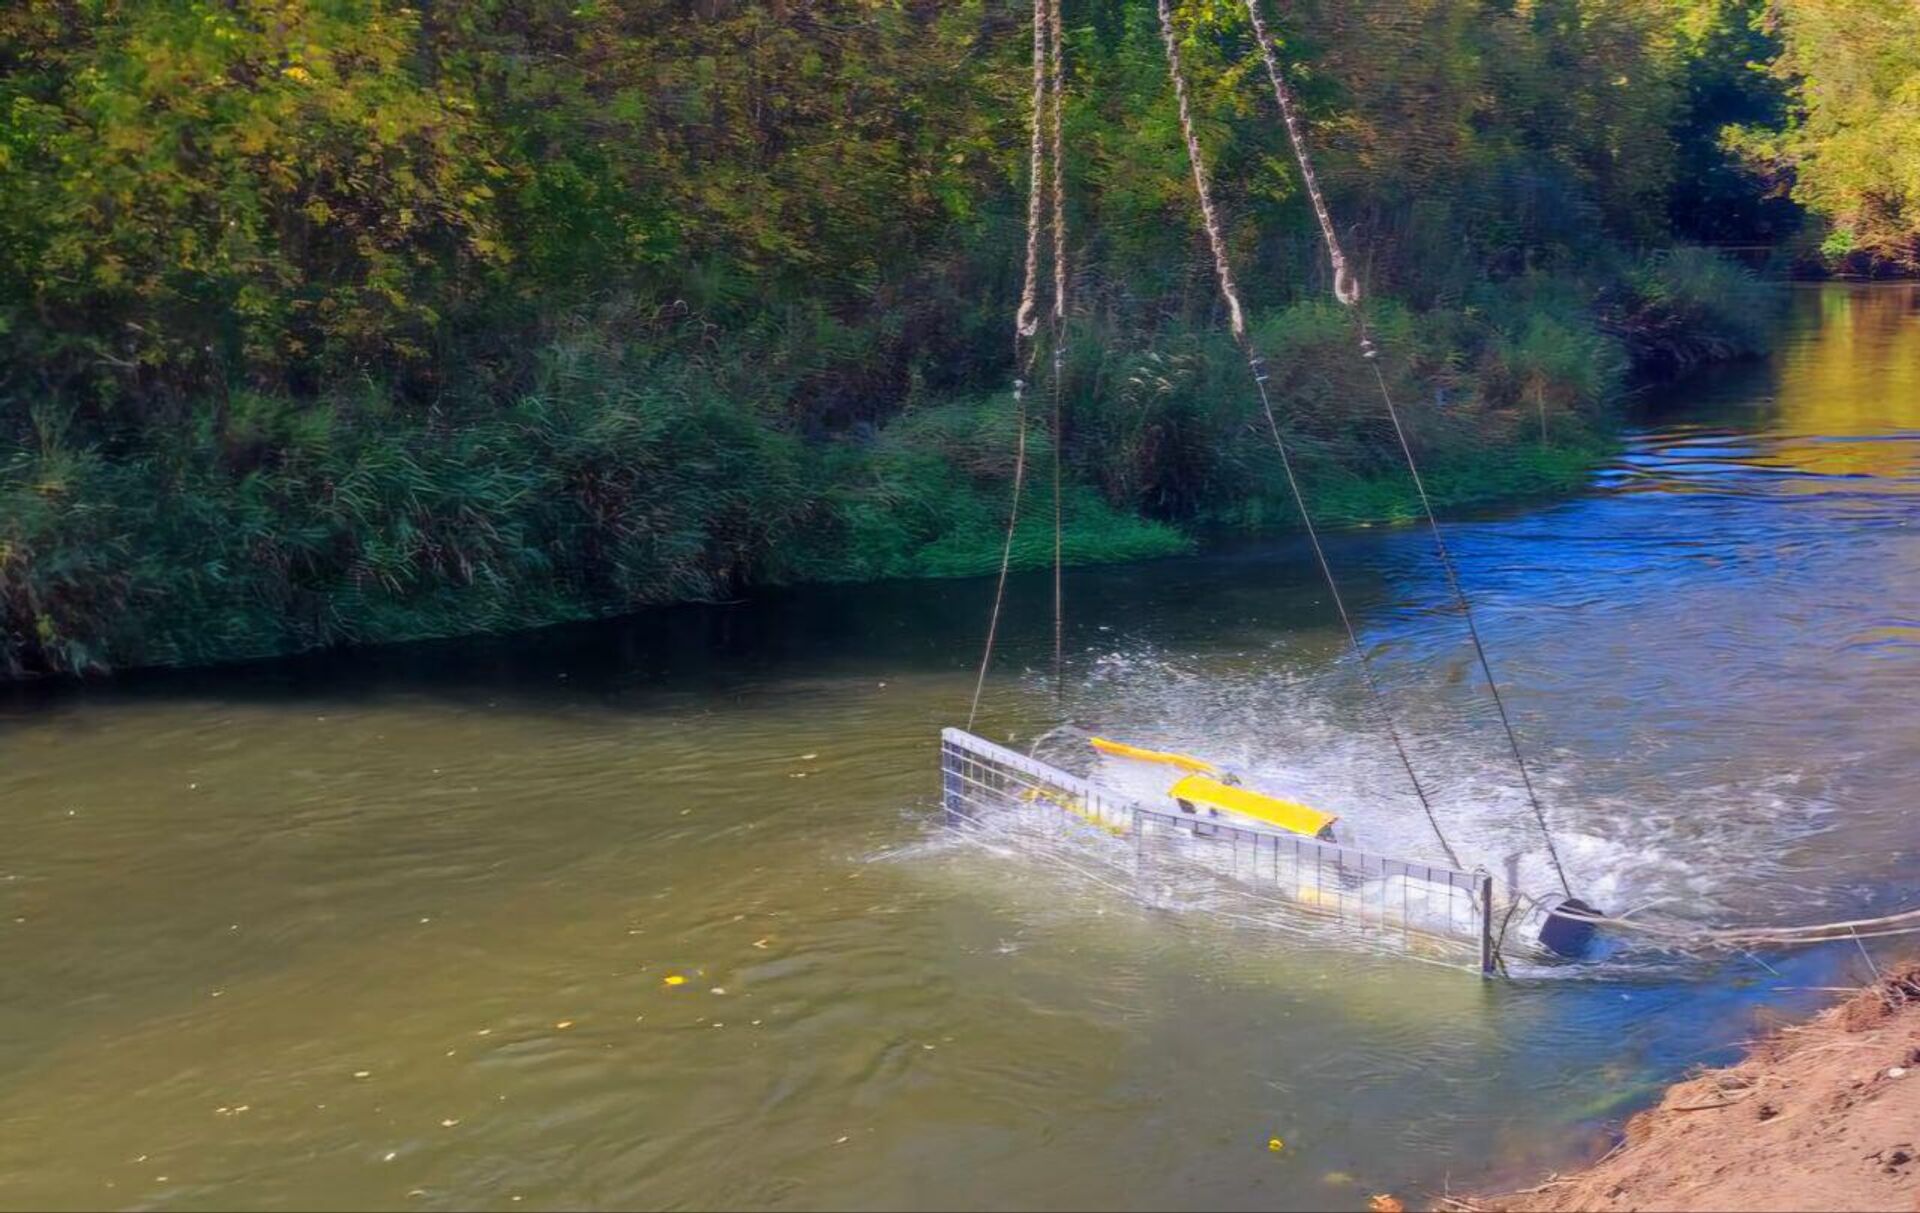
[2,284,1916,1210]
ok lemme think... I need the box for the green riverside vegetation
[3,0,1906,678]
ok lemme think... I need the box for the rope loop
[1333,262,1362,307]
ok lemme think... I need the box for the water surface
[2,284,1916,1210]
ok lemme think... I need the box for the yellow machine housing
[1166,774,1340,841]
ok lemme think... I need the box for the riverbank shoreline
[0,416,1616,683]
[1471,965,1920,1213]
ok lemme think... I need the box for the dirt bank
[1477,966,1920,1213]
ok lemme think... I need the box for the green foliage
[0,0,1799,676]
[1727,0,1920,270]
[1666,0,1800,242]
[0,0,509,393]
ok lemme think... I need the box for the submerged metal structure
[941,727,1530,975]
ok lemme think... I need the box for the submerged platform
[941,727,1572,975]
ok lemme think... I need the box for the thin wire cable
[1357,312,1573,899]
[967,411,1030,731]
[1050,341,1066,699]
[1249,361,1462,871]
[1155,0,1460,870]
[1236,0,1572,899]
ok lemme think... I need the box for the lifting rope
[970,0,1066,731]
[1239,0,1359,306]
[1047,0,1068,697]
[1238,0,1574,899]
[1154,0,1461,871]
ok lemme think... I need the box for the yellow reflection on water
[1756,286,1920,481]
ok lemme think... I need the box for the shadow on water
[1,529,1387,722]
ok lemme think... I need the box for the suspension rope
[1155,0,1460,870]
[1240,0,1359,306]
[1552,903,1920,950]
[969,0,1056,731]
[1047,0,1068,697]
[1014,0,1049,345]
[1243,0,1571,898]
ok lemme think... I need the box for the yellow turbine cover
[1166,774,1339,840]
[1088,736,1220,776]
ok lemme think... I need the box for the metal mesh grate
[941,727,1499,974]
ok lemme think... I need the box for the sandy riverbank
[1472,965,1920,1212]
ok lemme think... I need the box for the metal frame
[941,727,1501,975]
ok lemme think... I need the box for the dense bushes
[0,359,1194,676]
[2,248,1779,677]
[2,370,809,674]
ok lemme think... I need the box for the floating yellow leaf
[663,974,687,987]
[1267,1137,1284,1153]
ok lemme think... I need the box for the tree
[1729,0,1920,269]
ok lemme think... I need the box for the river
[2,284,1915,1210]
